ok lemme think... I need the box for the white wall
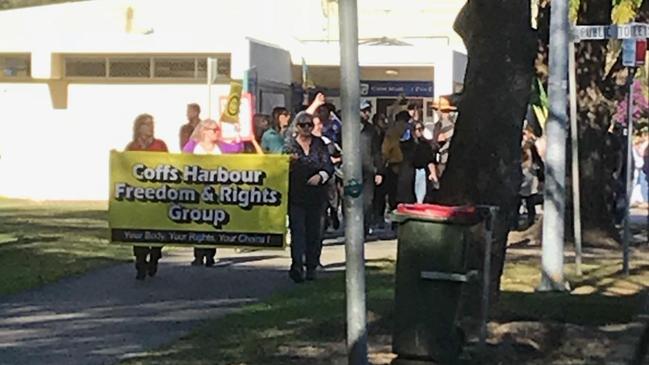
[0,82,228,200]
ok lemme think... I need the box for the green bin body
[392,204,478,364]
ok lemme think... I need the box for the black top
[412,140,437,169]
[360,120,384,177]
[284,136,334,206]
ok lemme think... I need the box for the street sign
[622,38,647,67]
[616,23,649,40]
[572,23,648,41]
[572,25,613,40]
[623,39,637,66]
[636,39,647,66]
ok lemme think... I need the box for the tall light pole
[539,0,569,291]
[338,1,368,364]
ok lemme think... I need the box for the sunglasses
[297,122,314,128]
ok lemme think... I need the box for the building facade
[0,0,467,199]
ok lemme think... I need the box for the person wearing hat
[359,100,384,237]
[431,97,457,179]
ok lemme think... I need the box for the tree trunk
[575,0,621,246]
[431,0,536,302]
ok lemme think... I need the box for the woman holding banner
[284,112,333,283]
[183,119,226,267]
[125,113,168,280]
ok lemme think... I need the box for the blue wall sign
[360,81,434,97]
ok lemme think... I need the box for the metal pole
[207,57,216,119]
[479,207,498,351]
[623,67,636,276]
[539,0,568,291]
[339,1,368,364]
[568,42,583,276]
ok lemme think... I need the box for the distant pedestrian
[514,127,544,229]
[360,100,384,236]
[262,107,291,153]
[395,110,417,204]
[412,122,437,203]
[125,113,168,280]
[432,98,456,179]
[179,103,202,150]
[314,106,342,231]
[284,112,333,283]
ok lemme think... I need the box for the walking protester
[125,113,168,280]
[514,125,545,229]
[371,113,390,226]
[359,100,384,236]
[179,103,202,150]
[412,122,438,203]
[183,119,225,267]
[381,111,407,212]
[322,102,343,147]
[395,110,417,204]
[253,113,271,144]
[284,112,334,283]
[432,98,457,179]
[630,133,648,208]
[313,106,343,231]
[261,107,291,153]
[285,90,327,146]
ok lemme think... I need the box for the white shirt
[194,143,222,155]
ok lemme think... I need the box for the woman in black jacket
[284,112,334,283]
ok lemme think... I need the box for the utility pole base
[391,357,440,365]
[536,277,571,292]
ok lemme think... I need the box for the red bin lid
[396,203,478,222]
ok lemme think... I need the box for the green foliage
[612,0,641,23]
[530,78,549,130]
[570,0,580,23]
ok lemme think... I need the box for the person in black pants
[125,114,169,280]
[284,112,333,283]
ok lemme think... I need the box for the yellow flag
[220,82,243,123]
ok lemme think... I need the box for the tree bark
[431,0,536,301]
[574,0,621,245]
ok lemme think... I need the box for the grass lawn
[121,246,649,365]
[0,198,131,296]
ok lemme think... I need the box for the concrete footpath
[0,241,397,365]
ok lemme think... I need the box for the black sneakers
[148,260,158,277]
[288,268,304,283]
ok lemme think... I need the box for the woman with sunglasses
[284,112,334,283]
[125,113,169,280]
[183,119,223,266]
[412,121,438,203]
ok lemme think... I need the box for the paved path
[0,241,397,365]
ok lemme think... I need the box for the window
[109,58,150,78]
[62,54,231,80]
[197,59,207,79]
[216,57,230,78]
[0,54,30,78]
[65,57,106,77]
[154,58,196,78]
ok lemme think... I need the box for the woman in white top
[186,119,222,266]
[189,119,223,155]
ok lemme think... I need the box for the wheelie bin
[391,203,480,365]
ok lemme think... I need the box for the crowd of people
[124,91,571,283]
